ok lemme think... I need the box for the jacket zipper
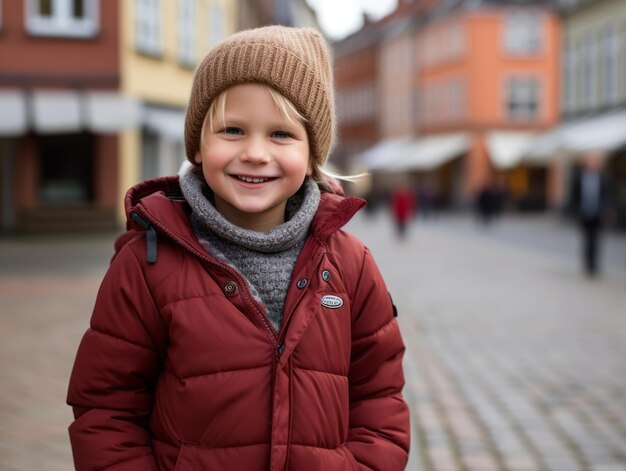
[275,238,326,353]
[131,208,278,345]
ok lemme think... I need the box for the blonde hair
[199,86,364,189]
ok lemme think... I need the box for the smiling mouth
[235,175,275,184]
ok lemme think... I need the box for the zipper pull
[277,343,285,356]
[130,211,158,264]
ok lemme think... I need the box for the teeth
[238,176,269,183]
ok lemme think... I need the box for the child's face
[194,83,311,232]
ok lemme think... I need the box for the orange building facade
[334,1,561,210]
[416,5,561,207]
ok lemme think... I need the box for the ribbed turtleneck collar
[179,168,321,253]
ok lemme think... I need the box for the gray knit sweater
[179,169,321,332]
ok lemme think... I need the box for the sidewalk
[1,212,625,471]
[346,211,626,471]
[0,232,116,471]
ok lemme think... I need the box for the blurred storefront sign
[0,89,141,136]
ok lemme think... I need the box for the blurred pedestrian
[569,151,612,277]
[476,178,502,225]
[391,182,416,237]
[418,182,438,220]
[66,26,409,471]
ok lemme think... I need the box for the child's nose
[241,137,271,164]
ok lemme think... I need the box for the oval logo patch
[321,295,343,309]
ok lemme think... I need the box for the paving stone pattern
[346,212,626,471]
[1,213,625,471]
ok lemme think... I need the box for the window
[503,10,542,55]
[208,2,226,50]
[136,0,161,56]
[25,0,99,37]
[580,33,598,109]
[562,41,576,114]
[505,77,540,121]
[602,23,619,106]
[336,83,376,124]
[178,0,196,66]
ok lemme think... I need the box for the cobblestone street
[1,212,625,470]
[346,212,626,471]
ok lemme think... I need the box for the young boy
[67,25,410,471]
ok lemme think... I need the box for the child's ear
[306,159,313,176]
[194,151,202,164]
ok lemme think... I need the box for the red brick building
[0,0,137,233]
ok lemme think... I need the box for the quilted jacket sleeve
[346,247,410,470]
[67,243,165,471]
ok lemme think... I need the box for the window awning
[0,90,142,136]
[32,90,83,133]
[84,92,142,133]
[0,90,28,136]
[525,109,626,160]
[358,136,415,170]
[389,133,470,171]
[486,131,536,169]
[143,106,185,142]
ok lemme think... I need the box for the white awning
[0,90,28,136]
[84,92,142,133]
[358,136,415,170]
[143,106,185,142]
[389,133,470,171]
[560,109,626,152]
[32,90,83,133]
[486,131,536,169]
[526,109,626,159]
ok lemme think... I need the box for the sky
[305,0,398,40]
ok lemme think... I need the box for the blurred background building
[0,0,130,232]
[541,0,626,227]
[335,0,562,211]
[1,0,624,233]
[335,0,626,227]
[0,0,318,234]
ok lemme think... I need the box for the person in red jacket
[391,183,416,238]
[67,26,410,471]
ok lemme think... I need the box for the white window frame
[503,10,542,56]
[135,0,162,56]
[562,41,576,114]
[504,76,541,122]
[178,0,196,66]
[580,32,598,110]
[208,2,226,50]
[602,23,619,106]
[25,0,99,38]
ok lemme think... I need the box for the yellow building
[118,0,237,222]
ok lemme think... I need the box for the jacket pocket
[174,442,199,471]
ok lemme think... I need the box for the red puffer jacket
[67,176,410,471]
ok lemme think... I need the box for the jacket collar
[124,176,366,245]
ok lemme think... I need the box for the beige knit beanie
[184,25,335,178]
